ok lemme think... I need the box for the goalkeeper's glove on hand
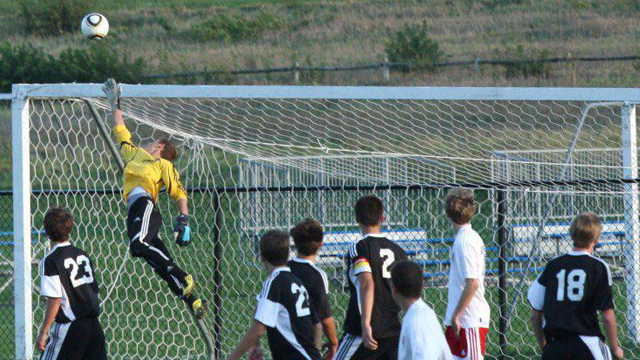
[101,78,122,112]
[174,214,191,247]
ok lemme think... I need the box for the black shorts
[40,317,106,360]
[335,333,398,360]
[542,335,611,360]
[127,196,163,244]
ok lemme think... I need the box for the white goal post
[10,84,640,360]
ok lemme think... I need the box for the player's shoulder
[259,267,297,299]
[289,258,328,283]
[456,225,482,243]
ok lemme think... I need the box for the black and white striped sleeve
[594,261,614,311]
[255,278,280,327]
[40,257,62,298]
[314,268,332,320]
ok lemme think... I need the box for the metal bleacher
[317,222,627,286]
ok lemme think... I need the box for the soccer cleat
[182,275,195,298]
[191,298,207,319]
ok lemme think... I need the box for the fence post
[474,56,481,74]
[12,87,33,360]
[213,192,223,359]
[497,187,508,360]
[622,103,640,342]
[382,56,390,82]
[292,61,300,84]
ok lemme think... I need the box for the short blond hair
[569,212,602,249]
[445,188,476,225]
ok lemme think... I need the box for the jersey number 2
[64,255,94,288]
[291,283,310,317]
[556,269,586,301]
[380,249,395,279]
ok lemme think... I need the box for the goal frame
[11,84,640,360]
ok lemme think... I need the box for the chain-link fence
[0,191,14,357]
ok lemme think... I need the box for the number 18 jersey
[344,234,408,339]
[40,242,100,323]
[527,250,614,339]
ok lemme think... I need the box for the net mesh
[9,91,640,360]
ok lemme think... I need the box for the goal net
[9,85,640,360]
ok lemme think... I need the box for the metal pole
[213,192,223,358]
[85,99,125,173]
[12,89,33,360]
[497,188,508,360]
[622,103,640,342]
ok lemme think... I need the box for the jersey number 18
[556,269,586,301]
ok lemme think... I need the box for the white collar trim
[361,233,386,240]
[271,267,291,277]
[51,242,71,251]
[293,257,314,264]
[568,250,590,256]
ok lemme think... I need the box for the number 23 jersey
[527,250,614,339]
[344,234,408,339]
[40,242,100,323]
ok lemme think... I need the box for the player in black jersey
[36,208,107,360]
[336,195,408,360]
[527,212,624,360]
[226,230,321,360]
[289,218,339,360]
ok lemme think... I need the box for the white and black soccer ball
[81,13,109,40]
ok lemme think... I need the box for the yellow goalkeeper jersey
[114,125,187,204]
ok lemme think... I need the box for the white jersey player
[391,260,452,360]
[443,188,491,360]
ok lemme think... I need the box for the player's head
[570,212,602,250]
[145,138,178,162]
[259,230,290,267]
[445,188,476,225]
[391,260,423,303]
[43,207,74,243]
[290,218,324,257]
[355,195,384,227]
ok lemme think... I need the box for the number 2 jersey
[527,250,614,339]
[254,267,321,360]
[344,234,408,339]
[40,242,100,323]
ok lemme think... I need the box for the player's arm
[226,320,266,360]
[37,258,63,351]
[530,309,546,349]
[162,162,191,246]
[527,273,547,349]
[601,309,623,359]
[451,239,482,335]
[350,242,378,350]
[320,317,339,360]
[595,266,623,359]
[451,278,479,334]
[102,79,138,159]
[357,272,378,350]
[36,297,62,351]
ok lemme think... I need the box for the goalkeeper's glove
[101,78,122,112]
[174,214,191,247]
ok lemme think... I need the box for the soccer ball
[81,13,109,40]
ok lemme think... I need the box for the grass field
[2,0,640,87]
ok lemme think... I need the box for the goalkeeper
[102,79,206,319]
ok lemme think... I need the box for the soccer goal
[9,85,640,360]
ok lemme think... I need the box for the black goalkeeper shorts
[127,196,163,244]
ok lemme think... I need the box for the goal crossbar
[12,84,640,101]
